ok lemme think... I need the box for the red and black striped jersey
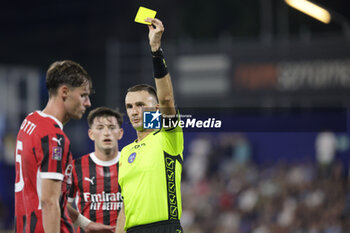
[69,152,122,233]
[14,111,74,233]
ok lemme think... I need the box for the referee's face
[125,90,158,131]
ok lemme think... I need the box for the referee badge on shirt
[128,152,136,163]
[52,147,62,160]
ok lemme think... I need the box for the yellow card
[134,6,157,25]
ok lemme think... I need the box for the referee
[116,18,184,233]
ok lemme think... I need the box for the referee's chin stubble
[130,119,143,131]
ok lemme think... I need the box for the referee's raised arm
[145,17,176,117]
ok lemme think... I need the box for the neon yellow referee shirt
[118,125,183,230]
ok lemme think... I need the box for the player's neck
[95,147,118,161]
[42,98,69,125]
[136,129,154,142]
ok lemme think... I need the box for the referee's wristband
[74,214,91,230]
[152,48,168,79]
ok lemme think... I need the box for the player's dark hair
[127,84,158,103]
[46,60,92,96]
[87,107,123,128]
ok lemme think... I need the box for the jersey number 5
[15,140,24,192]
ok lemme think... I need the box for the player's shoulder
[71,153,91,173]
[18,111,65,142]
[73,153,90,163]
[29,111,65,134]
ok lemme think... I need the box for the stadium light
[285,0,331,24]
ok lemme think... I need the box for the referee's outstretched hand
[85,222,115,233]
[145,17,164,52]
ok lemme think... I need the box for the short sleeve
[160,112,184,156]
[39,133,68,181]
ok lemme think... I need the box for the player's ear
[60,85,70,101]
[118,128,124,140]
[88,129,95,141]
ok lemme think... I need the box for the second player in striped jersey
[69,107,124,233]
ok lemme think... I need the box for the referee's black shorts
[126,220,183,233]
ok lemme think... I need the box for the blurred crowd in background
[181,133,350,233]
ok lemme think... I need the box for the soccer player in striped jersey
[14,60,115,233]
[68,107,124,233]
[116,18,184,233]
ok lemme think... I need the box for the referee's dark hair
[87,107,123,128]
[46,60,93,97]
[127,84,158,103]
